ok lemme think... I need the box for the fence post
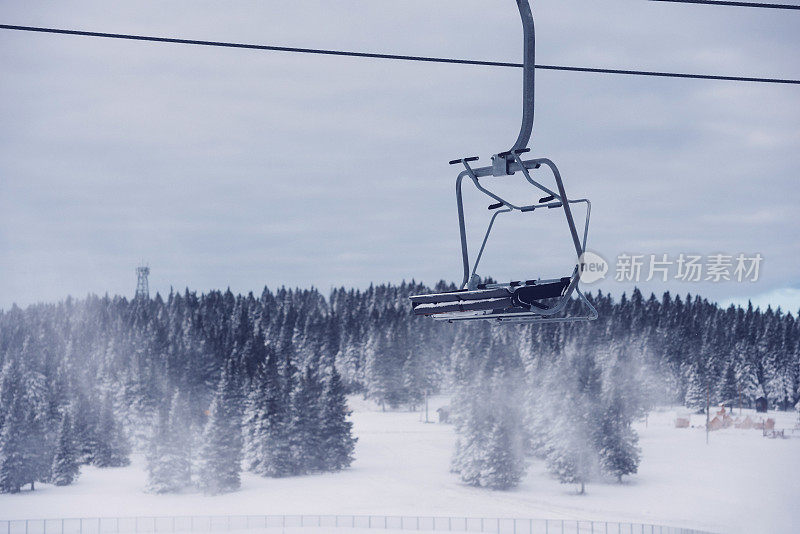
[80,519,84,534]
[480,518,484,532]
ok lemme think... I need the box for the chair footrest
[412,296,514,316]
[409,287,511,305]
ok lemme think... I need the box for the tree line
[0,282,796,494]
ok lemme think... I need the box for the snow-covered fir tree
[146,391,192,493]
[243,345,294,477]
[595,396,640,482]
[451,331,527,490]
[320,365,357,471]
[51,412,80,486]
[289,365,325,473]
[479,411,525,490]
[0,359,27,493]
[93,393,130,468]
[198,361,243,495]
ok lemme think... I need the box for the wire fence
[0,516,714,534]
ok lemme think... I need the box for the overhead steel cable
[649,0,800,10]
[1,23,799,86]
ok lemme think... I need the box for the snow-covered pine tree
[146,391,192,493]
[544,345,602,495]
[93,393,131,467]
[51,412,80,486]
[197,361,243,494]
[364,328,393,410]
[402,349,425,411]
[71,392,99,465]
[450,399,487,486]
[289,365,325,474]
[22,366,52,489]
[449,326,491,486]
[242,369,268,474]
[146,405,171,493]
[478,411,525,490]
[545,417,597,495]
[593,342,642,482]
[595,394,640,482]
[320,366,356,471]
[243,343,293,477]
[683,364,708,413]
[719,364,739,405]
[165,389,192,486]
[451,331,526,490]
[0,359,27,493]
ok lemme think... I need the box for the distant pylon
[135,263,150,300]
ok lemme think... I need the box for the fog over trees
[0,282,797,494]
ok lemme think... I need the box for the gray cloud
[1,0,798,309]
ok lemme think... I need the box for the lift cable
[649,0,800,10]
[1,24,798,86]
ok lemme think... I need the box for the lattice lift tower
[135,263,150,300]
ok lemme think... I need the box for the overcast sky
[1,0,798,312]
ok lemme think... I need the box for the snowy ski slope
[0,397,797,534]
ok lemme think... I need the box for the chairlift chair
[409,0,597,324]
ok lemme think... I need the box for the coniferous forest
[0,282,797,495]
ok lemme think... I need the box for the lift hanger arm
[512,0,535,152]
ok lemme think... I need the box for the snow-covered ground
[1,396,798,534]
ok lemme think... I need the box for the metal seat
[409,0,597,325]
[410,278,572,316]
